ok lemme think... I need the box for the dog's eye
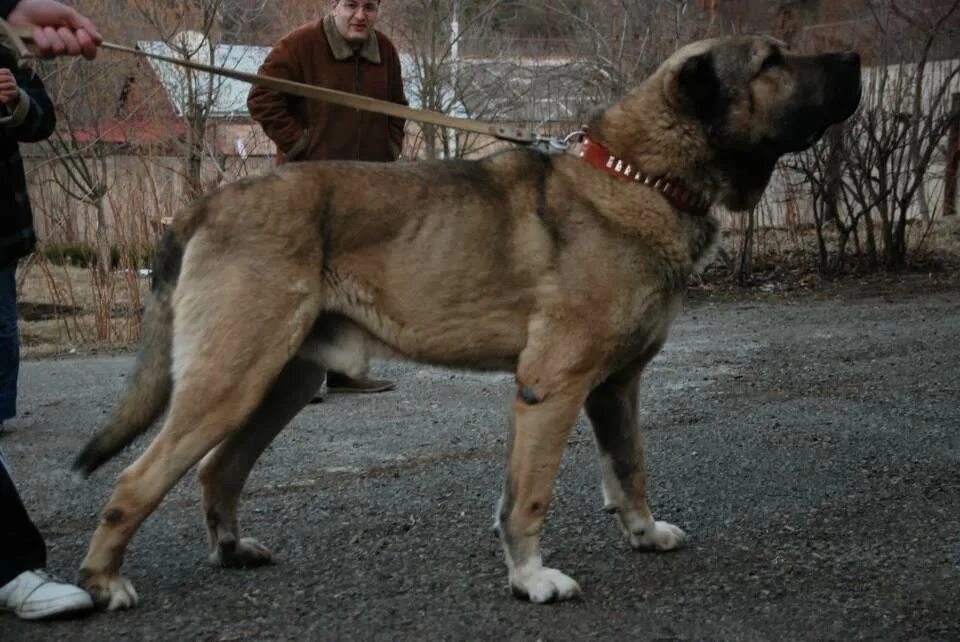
[760,52,784,72]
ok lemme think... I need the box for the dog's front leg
[495,362,594,604]
[583,365,686,552]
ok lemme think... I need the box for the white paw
[104,576,139,611]
[628,520,687,551]
[510,566,581,604]
[81,570,139,611]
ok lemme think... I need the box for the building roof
[69,118,187,146]
[138,33,270,119]
[137,32,583,125]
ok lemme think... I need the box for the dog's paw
[628,520,687,551]
[509,567,581,604]
[211,537,275,568]
[78,569,139,611]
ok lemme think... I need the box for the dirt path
[2,287,958,640]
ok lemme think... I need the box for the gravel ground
[1,286,958,641]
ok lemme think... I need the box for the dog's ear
[670,53,721,121]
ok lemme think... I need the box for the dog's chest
[689,214,722,273]
[603,291,683,374]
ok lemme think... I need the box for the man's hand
[7,0,102,59]
[0,68,19,106]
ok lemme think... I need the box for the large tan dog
[72,36,861,609]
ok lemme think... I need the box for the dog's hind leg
[495,335,601,604]
[198,354,326,568]
[77,268,322,611]
[584,362,687,552]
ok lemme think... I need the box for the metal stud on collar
[577,136,711,216]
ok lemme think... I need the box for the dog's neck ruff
[578,137,710,216]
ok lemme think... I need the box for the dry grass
[16,257,150,359]
[927,214,960,253]
[14,216,960,359]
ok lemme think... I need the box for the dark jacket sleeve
[385,43,406,157]
[247,34,306,154]
[0,0,17,19]
[0,58,55,143]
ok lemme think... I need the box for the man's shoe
[0,569,94,620]
[325,374,396,394]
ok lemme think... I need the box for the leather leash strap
[0,20,538,145]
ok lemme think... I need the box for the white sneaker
[0,569,94,620]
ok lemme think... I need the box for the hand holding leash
[4,0,100,58]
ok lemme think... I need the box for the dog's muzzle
[824,52,862,123]
[776,51,863,153]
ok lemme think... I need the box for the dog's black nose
[839,52,861,69]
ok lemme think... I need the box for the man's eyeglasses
[338,1,379,15]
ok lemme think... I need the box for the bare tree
[30,50,148,341]
[542,0,710,109]
[862,0,960,267]
[946,91,960,216]
[132,0,272,200]
[733,0,960,277]
[384,0,537,159]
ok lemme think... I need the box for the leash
[0,22,713,216]
[0,19,572,148]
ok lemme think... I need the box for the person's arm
[3,0,101,59]
[0,62,55,142]
[386,47,407,159]
[248,36,309,159]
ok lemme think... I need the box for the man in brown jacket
[248,0,406,398]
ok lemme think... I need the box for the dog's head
[658,36,862,210]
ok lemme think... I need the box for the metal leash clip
[531,127,588,154]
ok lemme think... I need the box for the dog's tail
[72,229,185,477]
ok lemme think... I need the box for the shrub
[42,243,155,269]
[43,243,96,268]
[110,246,155,270]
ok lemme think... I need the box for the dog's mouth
[771,120,831,154]
[802,125,829,149]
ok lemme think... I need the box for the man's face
[331,0,380,44]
